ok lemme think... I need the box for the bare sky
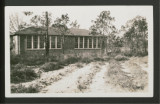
[7,6,153,30]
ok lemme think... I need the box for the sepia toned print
[6,6,153,97]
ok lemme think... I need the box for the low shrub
[11,84,40,93]
[40,62,63,72]
[80,57,93,64]
[63,57,80,65]
[10,54,46,66]
[10,55,21,65]
[11,67,38,83]
[123,51,133,57]
[21,55,45,66]
[115,55,128,61]
[11,63,26,71]
[94,57,105,61]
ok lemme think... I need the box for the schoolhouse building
[12,27,105,57]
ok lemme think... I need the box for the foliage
[9,13,28,33]
[40,62,63,72]
[89,11,116,54]
[70,20,80,28]
[123,16,148,56]
[80,57,93,64]
[11,84,40,93]
[30,12,52,27]
[11,67,38,83]
[10,54,46,66]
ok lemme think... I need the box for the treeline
[89,11,148,56]
[121,16,148,56]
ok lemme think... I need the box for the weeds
[40,62,63,72]
[11,84,40,93]
[11,67,38,83]
[107,60,147,91]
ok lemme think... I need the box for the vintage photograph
[5,6,153,97]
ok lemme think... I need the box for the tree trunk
[45,11,49,61]
[62,34,65,54]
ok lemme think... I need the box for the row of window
[27,36,62,49]
[26,36,101,49]
[75,37,101,49]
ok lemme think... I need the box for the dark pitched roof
[14,27,90,36]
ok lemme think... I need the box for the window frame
[26,35,62,50]
[74,36,101,49]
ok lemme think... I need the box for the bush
[11,67,38,83]
[40,62,63,72]
[11,84,39,93]
[80,57,93,64]
[94,57,105,61]
[63,57,80,65]
[21,54,45,66]
[10,54,46,66]
[115,55,128,61]
[10,55,21,65]
[11,63,26,71]
[123,51,133,57]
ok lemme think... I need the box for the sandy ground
[12,56,148,93]
[40,62,95,93]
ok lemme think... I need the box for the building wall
[19,35,102,58]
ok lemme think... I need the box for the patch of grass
[11,84,40,93]
[11,67,38,83]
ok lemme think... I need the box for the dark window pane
[93,37,96,48]
[57,36,61,48]
[75,37,78,48]
[84,37,88,48]
[89,37,92,48]
[33,36,38,48]
[51,36,55,48]
[27,36,32,49]
[80,37,83,48]
[98,37,101,48]
[40,36,45,48]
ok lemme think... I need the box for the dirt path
[40,62,97,93]
[86,63,109,93]
[40,62,110,93]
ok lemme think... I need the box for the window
[74,36,101,49]
[98,37,101,48]
[80,37,83,48]
[89,37,92,48]
[84,37,88,48]
[51,36,55,48]
[40,36,45,48]
[27,36,32,49]
[93,37,97,48]
[33,36,38,48]
[57,36,61,48]
[75,37,78,48]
